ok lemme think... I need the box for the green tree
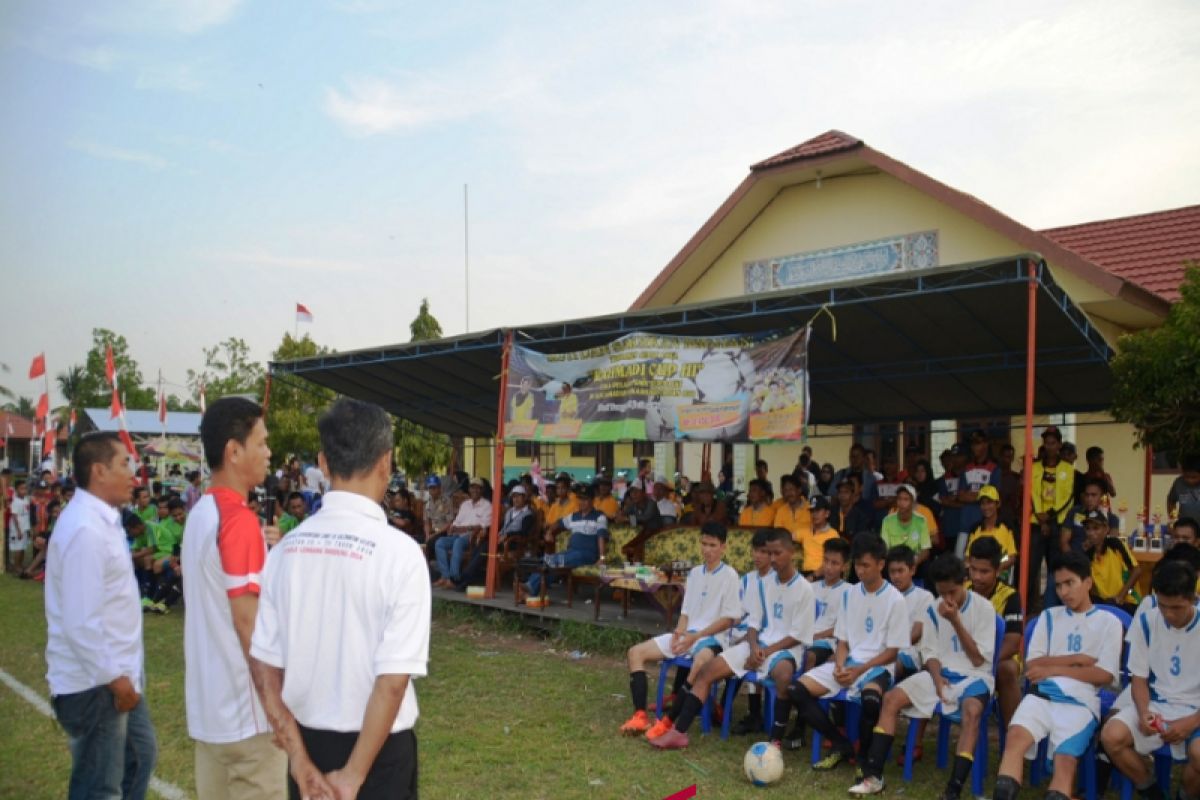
[3,396,36,418]
[54,364,86,431]
[409,297,443,341]
[265,333,335,463]
[77,329,156,410]
[395,301,452,476]
[1110,263,1200,456]
[0,362,12,401]
[186,338,265,405]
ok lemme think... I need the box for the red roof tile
[751,130,863,170]
[1040,205,1199,302]
[0,411,35,439]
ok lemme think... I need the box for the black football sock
[944,752,973,797]
[858,690,882,757]
[668,681,693,721]
[864,729,893,780]
[769,695,791,742]
[629,671,648,712]
[747,690,762,718]
[672,692,704,735]
[788,684,849,751]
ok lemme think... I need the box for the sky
[1,0,1198,406]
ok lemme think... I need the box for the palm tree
[57,365,85,407]
[3,396,36,418]
[0,361,12,401]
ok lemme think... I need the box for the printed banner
[504,328,809,442]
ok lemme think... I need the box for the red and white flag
[295,302,313,323]
[198,383,207,414]
[69,408,76,435]
[29,353,45,380]
[35,392,49,422]
[105,344,117,388]
[158,388,168,427]
[43,422,56,459]
[109,387,122,420]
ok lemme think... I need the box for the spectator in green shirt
[880,484,931,567]
[278,491,307,534]
[133,486,157,524]
[150,496,186,610]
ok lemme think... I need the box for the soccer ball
[743,741,784,786]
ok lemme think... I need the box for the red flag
[110,387,122,420]
[36,393,49,421]
[43,423,56,457]
[158,390,168,426]
[29,353,45,380]
[105,344,116,387]
[295,303,313,323]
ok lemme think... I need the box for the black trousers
[290,726,417,800]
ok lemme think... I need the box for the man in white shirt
[303,462,328,496]
[250,399,431,800]
[183,397,286,799]
[45,432,158,799]
[433,477,492,589]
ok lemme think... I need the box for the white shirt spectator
[251,490,431,732]
[452,497,492,529]
[45,487,144,695]
[303,465,328,494]
[9,493,30,537]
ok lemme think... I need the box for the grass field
[0,577,973,799]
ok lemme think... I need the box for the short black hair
[1182,454,1200,473]
[122,509,145,533]
[133,486,149,500]
[73,432,123,491]
[748,478,770,493]
[755,459,768,469]
[286,491,305,504]
[201,397,264,470]
[1085,446,1103,461]
[886,545,916,568]
[1000,443,1015,454]
[1174,517,1200,539]
[14,479,25,488]
[317,398,394,480]
[851,533,887,562]
[929,553,967,585]
[699,522,728,543]
[167,497,185,512]
[766,527,795,548]
[1081,476,1109,493]
[750,528,772,549]
[823,537,851,560]
[1152,560,1197,599]
[1051,550,1092,582]
[967,535,1003,569]
[1161,542,1200,572]
[780,473,801,489]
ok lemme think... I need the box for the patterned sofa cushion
[570,525,640,578]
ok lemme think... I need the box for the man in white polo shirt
[433,476,492,589]
[250,399,431,800]
[46,432,158,799]
[183,397,286,798]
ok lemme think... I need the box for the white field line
[0,667,189,800]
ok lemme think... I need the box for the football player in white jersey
[788,533,909,771]
[1100,560,1200,800]
[850,554,996,798]
[622,523,742,736]
[993,551,1123,800]
[651,528,814,750]
[730,529,776,736]
[887,545,935,678]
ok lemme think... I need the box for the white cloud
[323,77,455,136]
[67,140,169,170]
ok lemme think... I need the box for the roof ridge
[750,129,863,171]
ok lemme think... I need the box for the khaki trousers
[195,732,288,800]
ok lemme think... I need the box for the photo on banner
[503,328,810,443]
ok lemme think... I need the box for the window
[633,441,655,459]
[903,421,930,464]
[515,441,540,459]
[570,443,598,459]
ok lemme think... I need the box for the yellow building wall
[677,172,1030,305]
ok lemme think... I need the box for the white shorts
[1010,695,1096,760]
[804,659,893,700]
[7,525,26,552]
[652,632,722,660]
[897,670,993,719]
[720,641,799,680]
[1110,701,1200,760]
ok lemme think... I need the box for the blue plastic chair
[809,686,863,764]
[1027,605,1132,800]
[719,669,778,740]
[900,613,1006,798]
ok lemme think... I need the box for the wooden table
[1133,549,1163,597]
[595,573,687,624]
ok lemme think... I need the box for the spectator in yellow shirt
[965,485,1018,575]
[772,473,812,545]
[593,476,619,520]
[738,479,776,527]
[799,495,841,576]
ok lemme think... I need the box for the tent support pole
[485,330,514,599]
[1018,259,1037,622]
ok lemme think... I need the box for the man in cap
[518,484,608,601]
[422,476,454,553]
[880,485,932,567]
[1082,509,1141,613]
[433,478,492,589]
[652,476,679,526]
[455,484,533,591]
[964,485,1017,575]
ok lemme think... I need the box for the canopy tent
[271,255,1111,434]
